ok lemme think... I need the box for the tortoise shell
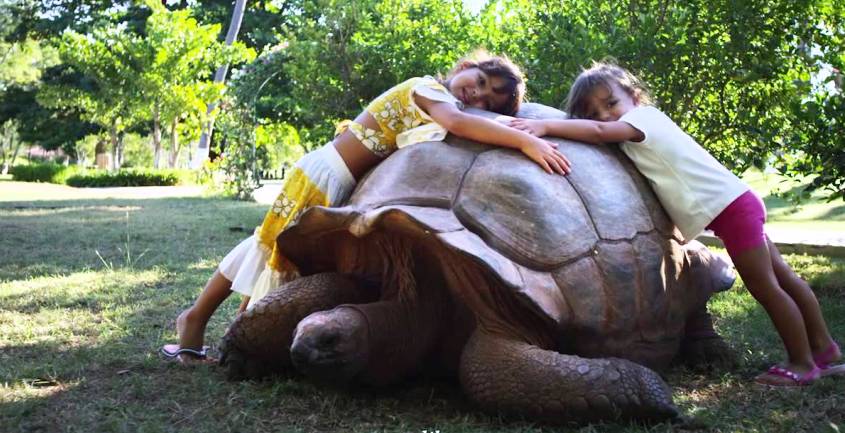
[277,103,714,368]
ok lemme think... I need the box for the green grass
[745,170,845,232]
[1,181,845,432]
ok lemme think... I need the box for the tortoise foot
[679,336,737,371]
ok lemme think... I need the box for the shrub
[65,168,198,187]
[10,163,80,184]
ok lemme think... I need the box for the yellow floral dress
[240,76,461,306]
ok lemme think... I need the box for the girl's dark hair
[447,49,526,116]
[565,60,652,119]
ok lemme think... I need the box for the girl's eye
[608,99,618,107]
[478,76,486,86]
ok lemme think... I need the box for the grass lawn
[1,179,845,432]
[745,170,845,233]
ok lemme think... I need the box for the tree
[271,0,477,147]
[0,82,99,159]
[38,0,254,169]
[4,0,143,42]
[191,0,248,169]
[131,1,254,168]
[0,35,72,168]
[38,27,141,169]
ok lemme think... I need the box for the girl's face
[583,82,639,121]
[447,67,511,112]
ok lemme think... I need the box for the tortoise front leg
[459,330,678,423]
[679,306,737,371]
[218,272,375,380]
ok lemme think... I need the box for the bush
[10,162,80,184]
[64,168,198,187]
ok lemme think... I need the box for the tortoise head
[683,240,736,293]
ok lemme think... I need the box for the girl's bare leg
[176,269,233,352]
[731,243,816,385]
[237,296,251,313]
[766,238,840,362]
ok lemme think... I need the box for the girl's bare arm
[416,95,572,175]
[510,118,644,144]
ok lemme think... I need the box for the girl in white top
[509,61,842,387]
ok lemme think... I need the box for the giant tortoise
[218,103,736,423]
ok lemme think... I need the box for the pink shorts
[705,190,767,257]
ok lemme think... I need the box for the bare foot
[176,308,206,353]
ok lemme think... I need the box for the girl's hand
[509,119,548,137]
[520,137,571,175]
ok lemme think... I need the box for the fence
[259,167,286,181]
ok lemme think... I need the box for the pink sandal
[755,364,821,386]
[814,342,845,377]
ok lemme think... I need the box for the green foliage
[254,121,304,171]
[0,38,58,90]
[4,0,144,41]
[8,162,198,187]
[9,162,80,183]
[213,104,260,199]
[3,0,843,198]
[273,0,477,147]
[36,20,141,163]
[130,0,255,168]
[119,133,154,168]
[64,168,197,187]
[0,82,100,155]
[187,0,296,50]
[35,1,255,169]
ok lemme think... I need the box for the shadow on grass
[0,296,498,433]
[761,185,809,213]
[762,183,845,221]
[822,204,845,220]
[3,195,844,432]
[0,196,265,280]
[0,195,506,432]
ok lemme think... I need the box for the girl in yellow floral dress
[162,51,572,363]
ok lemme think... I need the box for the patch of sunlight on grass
[742,169,845,225]
[0,379,79,403]
[187,258,221,271]
[784,253,845,295]
[707,289,757,318]
[0,269,165,346]
[0,308,102,347]
[2,205,143,217]
[0,269,163,302]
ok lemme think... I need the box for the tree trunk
[0,123,17,175]
[0,123,9,174]
[152,104,163,169]
[168,117,180,168]
[8,133,22,174]
[109,123,119,171]
[191,0,247,169]
[116,131,125,169]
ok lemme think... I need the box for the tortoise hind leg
[459,330,678,423]
[679,307,737,371]
[219,272,376,380]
